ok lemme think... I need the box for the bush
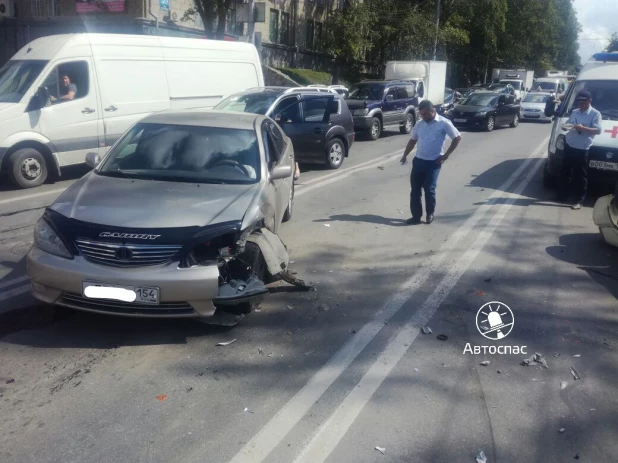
[278,68,333,86]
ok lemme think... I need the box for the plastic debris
[377,166,385,170]
[559,428,566,433]
[477,291,486,296]
[414,368,419,372]
[480,361,490,366]
[5,379,15,384]
[570,367,581,380]
[267,353,273,358]
[421,326,433,334]
[560,381,568,390]
[186,387,193,393]
[476,450,487,463]
[305,350,314,356]
[590,408,596,411]
[375,446,386,455]
[156,395,168,402]
[323,224,331,228]
[521,353,549,369]
[574,453,580,460]
[553,353,561,358]
[216,339,237,347]
[244,407,254,414]
[318,304,331,312]
[285,305,294,310]
[437,334,448,341]
[484,278,491,283]
[497,370,502,374]
[573,354,581,358]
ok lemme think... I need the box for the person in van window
[558,90,602,210]
[50,74,77,103]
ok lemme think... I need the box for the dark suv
[345,80,419,140]
[215,87,355,169]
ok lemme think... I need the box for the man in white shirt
[400,100,462,224]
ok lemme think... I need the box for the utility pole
[432,0,440,60]
[248,0,255,44]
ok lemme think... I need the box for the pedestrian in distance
[400,100,462,224]
[558,90,602,210]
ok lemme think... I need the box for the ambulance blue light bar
[591,52,618,62]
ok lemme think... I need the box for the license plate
[589,160,618,171]
[454,118,467,123]
[82,281,160,305]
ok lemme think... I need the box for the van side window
[404,84,416,98]
[41,61,89,104]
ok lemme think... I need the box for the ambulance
[544,52,618,188]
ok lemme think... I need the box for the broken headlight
[180,232,238,268]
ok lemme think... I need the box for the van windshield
[502,80,522,90]
[215,92,280,115]
[0,60,48,103]
[533,81,558,92]
[98,123,261,184]
[562,80,618,121]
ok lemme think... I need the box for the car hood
[345,99,380,110]
[454,105,494,113]
[50,173,261,228]
[0,102,17,113]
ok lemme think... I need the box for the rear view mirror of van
[544,99,556,118]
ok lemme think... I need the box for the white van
[544,52,618,188]
[0,33,264,188]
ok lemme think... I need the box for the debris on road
[6,379,15,384]
[476,450,488,463]
[480,361,491,366]
[570,367,581,380]
[497,370,502,374]
[258,348,264,355]
[477,291,486,296]
[553,353,561,358]
[244,407,254,414]
[375,446,386,455]
[318,303,331,312]
[305,350,314,356]
[421,326,433,334]
[574,453,580,460]
[573,354,581,358]
[437,334,448,341]
[561,381,568,390]
[216,339,237,347]
[323,224,331,228]
[267,353,273,358]
[377,166,385,170]
[484,278,491,283]
[414,368,419,372]
[559,428,566,433]
[186,387,193,393]
[156,395,168,402]
[521,353,549,369]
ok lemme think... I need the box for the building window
[315,22,323,48]
[306,20,315,50]
[31,0,43,16]
[47,0,59,17]
[280,12,290,46]
[269,9,279,44]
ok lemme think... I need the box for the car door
[262,120,292,230]
[296,95,333,162]
[382,86,398,124]
[496,95,509,125]
[34,58,102,167]
[394,86,408,122]
[269,95,305,156]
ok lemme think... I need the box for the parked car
[27,111,295,323]
[454,88,474,100]
[0,33,264,189]
[345,80,418,140]
[215,87,354,169]
[329,85,349,97]
[520,91,553,122]
[447,91,520,131]
[436,88,457,115]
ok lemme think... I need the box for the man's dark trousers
[410,157,441,219]
[559,141,589,203]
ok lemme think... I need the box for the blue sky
[574,0,618,64]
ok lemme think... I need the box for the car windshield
[214,92,280,115]
[0,60,48,103]
[347,83,385,100]
[98,123,261,184]
[534,81,558,91]
[524,93,550,103]
[562,80,618,121]
[462,93,499,106]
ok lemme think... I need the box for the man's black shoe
[406,217,422,225]
[426,214,434,224]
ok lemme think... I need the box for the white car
[520,92,553,122]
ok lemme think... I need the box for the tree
[182,0,233,39]
[608,33,618,52]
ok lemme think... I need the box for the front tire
[510,113,519,128]
[368,117,382,141]
[400,113,414,134]
[484,115,495,132]
[326,138,345,169]
[8,148,48,189]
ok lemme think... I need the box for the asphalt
[0,120,616,463]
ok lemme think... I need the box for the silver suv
[27,111,295,323]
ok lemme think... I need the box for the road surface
[1,121,617,463]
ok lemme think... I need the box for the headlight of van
[34,219,72,259]
[353,108,368,116]
[556,134,565,151]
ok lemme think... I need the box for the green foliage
[278,68,333,86]
[608,33,618,53]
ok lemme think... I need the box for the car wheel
[543,162,557,189]
[510,113,519,128]
[484,115,495,132]
[282,182,294,222]
[369,117,382,140]
[326,138,345,169]
[8,148,48,189]
[400,113,414,134]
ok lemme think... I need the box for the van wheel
[369,117,382,140]
[400,113,415,134]
[283,182,294,222]
[8,148,48,189]
[326,138,345,169]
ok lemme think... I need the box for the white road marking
[0,284,31,302]
[0,275,29,290]
[228,136,550,463]
[0,187,66,206]
[293,155,546,463]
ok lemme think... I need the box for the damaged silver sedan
[26,111,296,324]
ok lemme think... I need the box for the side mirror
[386,94,394,102]
[544,99,555,118]
[85,152,101,169]
[270,164,293,181]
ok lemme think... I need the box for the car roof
[141,110,263,130]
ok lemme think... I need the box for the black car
[447,91,520,131]
[215,87,354,169]
[345,80,419,140]
[436,88,458,115]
